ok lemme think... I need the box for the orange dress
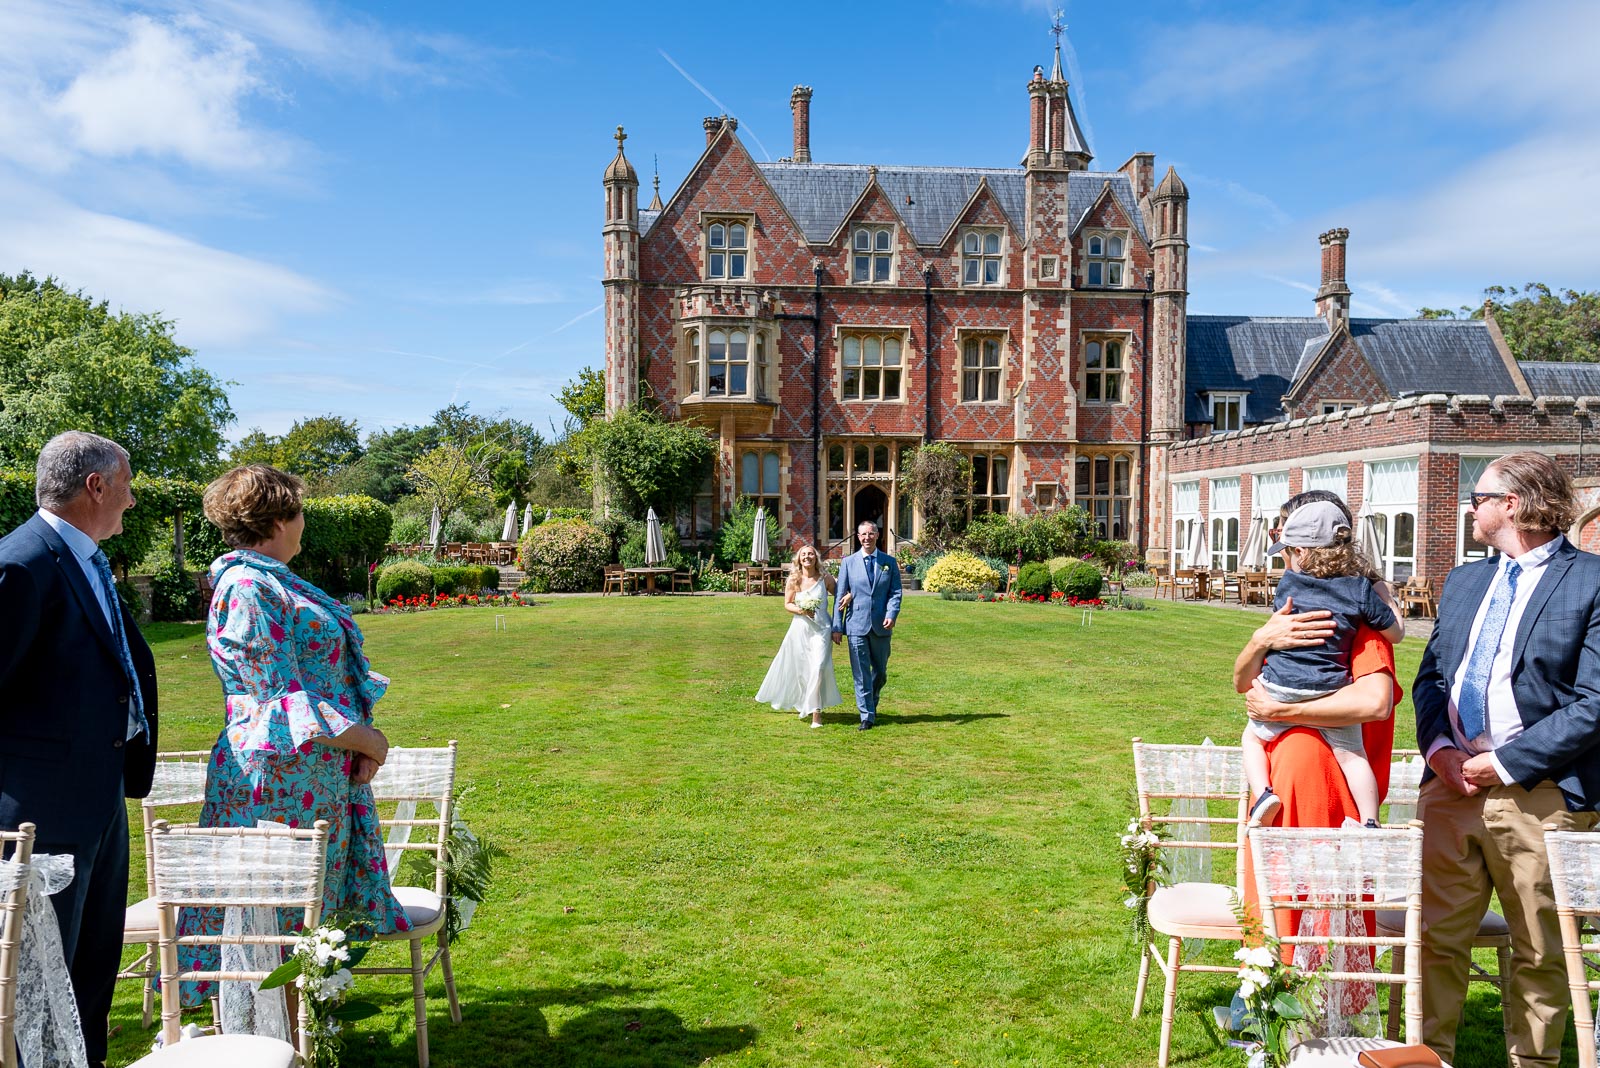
[1241,625,1402,950]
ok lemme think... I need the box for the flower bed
[979,590,1105,607]
[378,592,535,613]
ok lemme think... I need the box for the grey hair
[856,519,880,534]
[35,431,129,510]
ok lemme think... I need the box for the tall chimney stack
[1314,228,1352,329]
[703,115,737,147]
[790,86,813,163]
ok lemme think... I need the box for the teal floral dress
[176,549,410,1004]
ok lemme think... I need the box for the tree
[359,424,441,503]
[899,442,972,552]
[563,405,715,517]
[404,443,494,524]
[0,272,233,477]
[227,415,363,478]
[1418,283,1600,362]
[558,366,606,428]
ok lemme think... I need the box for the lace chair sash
[3,854,88,1068]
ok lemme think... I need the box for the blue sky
[2,0,1596,440]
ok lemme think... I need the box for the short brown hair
[203,465,304,548]
[1490,452,1578,535]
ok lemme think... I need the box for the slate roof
[639,208,659,236]
[1520,362,1600,396]
[1185,316,1517,425]
[750,163,1147,247]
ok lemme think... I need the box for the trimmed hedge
[184,493,391,595]
[432,564,499,596]
[1053,560,1104,600]
[1,470,206,574]
[1015,561,1053,598]
[149,556,204,621]
[377,560,434,603]
[519,518,609,592]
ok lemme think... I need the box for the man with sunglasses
[1413,451,1600,1066]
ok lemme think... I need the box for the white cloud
[0,181,331,347]
[50,15,288,171]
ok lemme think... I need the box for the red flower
[301,791,314,809]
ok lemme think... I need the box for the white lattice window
[1303,464,1348,498]
[1254,471,1290,570]
[1210,477,1241,572]
[962,228,1003,286]
[839,331,905,402]
[1457,455,1499,563]
[1364,458,1418,581]
[706,219,749,280]
[853,226,894,283]
[1209,392,1246,432]
[1085,231,1126,287]
[1172,480,1200,569]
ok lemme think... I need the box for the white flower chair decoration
[130,819,331,1068]
[1544,827,1600,1068]
[1130,738,1248,1068]
[362,741,462,1068]
[1249,822,1445,1065]
[121,751,213,1028]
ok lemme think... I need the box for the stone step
[497,565,525,592]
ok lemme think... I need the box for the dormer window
[1209,392,1246,432]
[852,226,894,282]
[961,228,1003,285]
[706,218,749,280]
[1085,231,1125,287]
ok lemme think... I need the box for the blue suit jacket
[0,514,159,843]
[1414,538,1600,810]
[832,550,902,637]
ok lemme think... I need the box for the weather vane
[1050,8,1066,45]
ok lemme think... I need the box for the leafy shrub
[1053,560,1104,600]
[1090,539,1140,576]
[962,507,1096,563]
[696,566,735,592]
[441,510,479,544]
[924,551,1003,594]
[1123,570,1157,588]
[432,565,500,596]
[1,470,207,575]
[391,514,426,544]
[149,556,203,621]
[715,497,783,568]
[183,493,391,595]
[378,560,434,602]
[619,519,691,570]
[519,519,609,592]
[1015,561,1053,598]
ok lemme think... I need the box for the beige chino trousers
[1418,776,1597,1066]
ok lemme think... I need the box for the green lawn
[107,595,1543,1067]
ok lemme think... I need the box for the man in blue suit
[1413,451,1600,1066]
[832,519,902,731]
[0,431,158,1068]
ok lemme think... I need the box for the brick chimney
[703,115,737,147]
[1314,227,1352,330]
[790,86,813,163]
[1026,66,1047,168]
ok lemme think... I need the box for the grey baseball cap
[1266,500,1350,556]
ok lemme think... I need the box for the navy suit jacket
[832,550,902,637]
[0,514,158,844]
[1414,538,1600,810]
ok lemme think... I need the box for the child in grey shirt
[1244,501,1405,827]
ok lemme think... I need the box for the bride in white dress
[754,544,845,727]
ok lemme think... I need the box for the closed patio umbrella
[1185,520,1209,570]
[1238,514,1269,571]
[500,503,517,542]
[1358,512,1387,577]
[644,507,668,566]
[522,503,534,536]
[428,505,442,553]
[750,507,769,565]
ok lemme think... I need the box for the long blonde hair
[787,544,823,595]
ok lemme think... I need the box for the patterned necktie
[1457,560,1522,743]
[90,549,149,739]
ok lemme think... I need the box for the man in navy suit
[1413,451,1600,1066]
[832,519,902,731]
[0,431,159,1067]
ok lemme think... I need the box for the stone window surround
[953,327,1012,405]
[737,443,788,531]
[678,320,777,402]
[1081,228,1128,288]
[850,222,899,286]
[959,226,1007,287]
[1076,449,1135,540]
[1320,399,1359,415]
[1079,329,1133,405]
[1209,391,1247,432]
[830,324,912,405]
[699,212,756,282]
[964,448,1013,519]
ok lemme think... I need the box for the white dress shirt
[1427,535,1565,784]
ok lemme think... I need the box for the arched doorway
[853,485,887,538]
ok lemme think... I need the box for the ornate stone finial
[615,125,627,150]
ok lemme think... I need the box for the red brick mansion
[601,46,1600,587]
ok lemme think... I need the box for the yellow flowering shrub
[923,551,1003,593]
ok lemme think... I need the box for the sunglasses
[1469,491,1508,509]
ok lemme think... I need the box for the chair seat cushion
[1291,1036,1452,1066]
[1375,907,1508,940]
[128,1034,297,1068]
[1148,882,1245,939]
[125,897,159,940]
[384,885,445,937]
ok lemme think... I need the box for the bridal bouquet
[261,925,378,1066]
[795,589,823,613]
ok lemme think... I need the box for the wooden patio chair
[671,569,693,593]
[602,564,630,596]
[745,566,768,596]
[1250,822,1430,1060]
[1208,572,1240,603]
[1400,578,1437,619]
[363,743,463,1068]
[121,751,213,1027]
[1152,565,1175,600]
[1004,564,1020,594]
[1545,827,1600,1068]
[0,823,35,1068]
[1171,569,1199,600]
[132,820,330,1067]
[1130,739,1248,1068]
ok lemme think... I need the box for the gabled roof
[1520,361,1600,396]
[1185,315,1520,425]
[750,163,1148,247]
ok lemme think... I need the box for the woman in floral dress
[176,464,409,1004]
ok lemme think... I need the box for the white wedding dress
[754,579,842,715]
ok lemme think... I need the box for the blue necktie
[1457,560,1521,743]
[91,549,149,740]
